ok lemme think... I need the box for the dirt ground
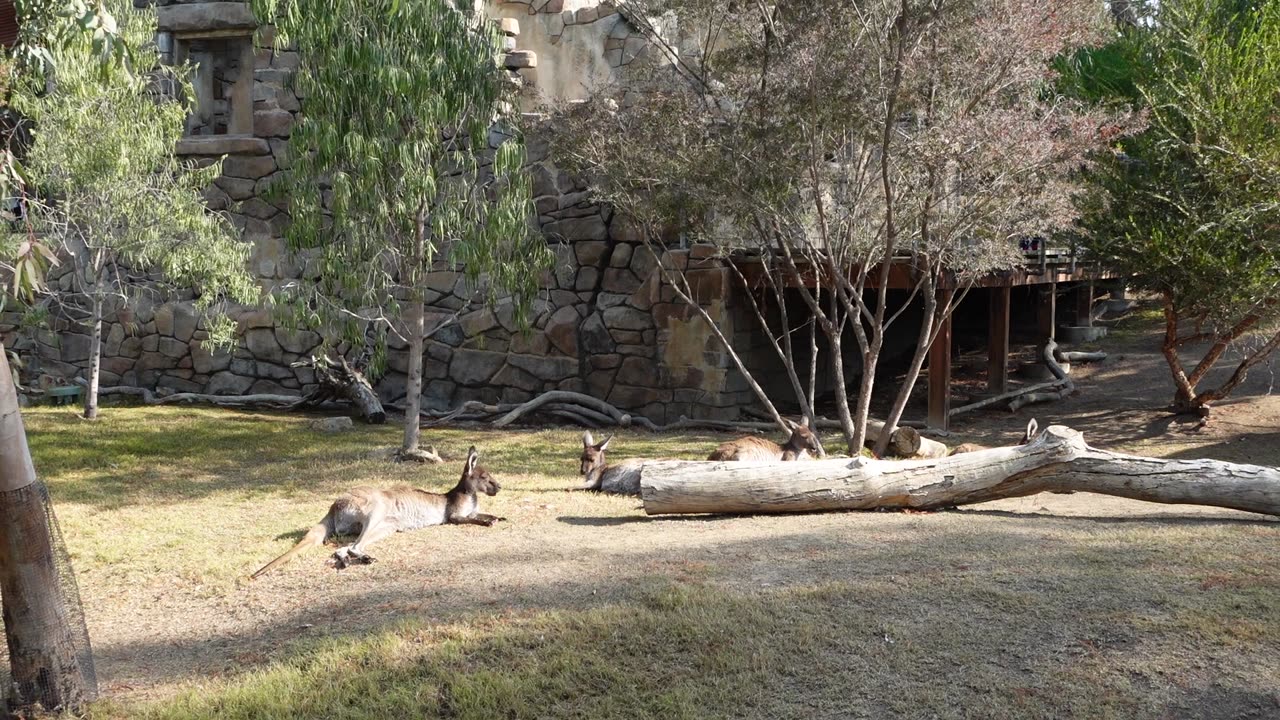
[25,304,1280,718]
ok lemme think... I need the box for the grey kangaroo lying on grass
[707,417,822,461]
[579,431,647,496]
[251,446,502,578]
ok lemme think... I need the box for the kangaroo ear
[466,446,479,472]
[583,431,594,448]
[1024,418,1039,443]
[598,434,613,451]
[799,416,811,429]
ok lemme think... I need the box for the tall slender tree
[11,2,256,419]
[253,0,551,459]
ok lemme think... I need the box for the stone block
[249,379,293,395]
[254,109,295,138]
[274,328,320,355]
[176,136,270,157]
[492,364,540,393]
[214,176,257,201]
[603,306,652,331]
[544,215,607,242]
[507,353,577,381]
[580,313,613,354]
[238,197,279,220]
[158,337,189,359]
[602,267,641,294]
[574,240,609,267]
[589,353,622,370]
[310,416,354,432]
[222,155,278,180]
[499,17,520,35]
[157,3,255,32]
[615,356,657,386]
[450,349,506,385]
[575,266,599,292]
[504,50,537,69]
[244,327,286,364]
[609,242,634,268]
[543,306,579,356]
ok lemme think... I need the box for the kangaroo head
[785,418,821,456]
[580,431,612,478]
[462,446,500,496]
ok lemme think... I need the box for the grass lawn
[12,404,1280,719]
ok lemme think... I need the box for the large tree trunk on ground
[0,345,92,714]
[639,425,1280,517]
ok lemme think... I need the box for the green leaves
[257,0,550,349]
[10,1,256,335]
[1075,0,1280,329]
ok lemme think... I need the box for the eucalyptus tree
[2,0,131,303]
[253,0,550,459]
[556,0,1125,455]
[12,2,256,420]
[1068,0,1280,416]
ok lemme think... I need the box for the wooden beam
[987,285,1011,395]
[928,289,954,430]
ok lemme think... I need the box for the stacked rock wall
[0,0,760,424]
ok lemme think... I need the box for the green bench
[45,385,83,406]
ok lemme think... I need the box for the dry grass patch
[12,405,1280,719]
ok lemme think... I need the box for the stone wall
[0,0,761,424]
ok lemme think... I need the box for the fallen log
[1009,341,1075,412]
[302,355,386,424]
[639,424,1280,517]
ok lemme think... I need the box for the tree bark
[83,293,103,420]
[401,296,425,455]
[308,356,385,424]
[639,425,1280,517]
[0,345,93,714]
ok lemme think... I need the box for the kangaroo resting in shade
[251,446,502,578]
[707,417,822,461]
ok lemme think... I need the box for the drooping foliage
[252,0,551,452]
[10,1,256,417]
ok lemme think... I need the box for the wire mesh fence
[0,479,97,715]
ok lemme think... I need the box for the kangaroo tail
[251,521,329,580]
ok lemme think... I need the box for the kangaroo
[251,446,502,578]
[949,418,1039,455]
[707,418,821,461]
[579,431,646,495]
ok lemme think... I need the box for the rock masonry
[0,0,758,424]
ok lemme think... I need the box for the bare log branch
[639,425,1280,517]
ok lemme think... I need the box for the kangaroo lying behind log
[707,418,821,461]
[949,419,1039,455]
[580,431,646,495]
[251,446,502,578]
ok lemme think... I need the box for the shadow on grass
[88,523,1280,720]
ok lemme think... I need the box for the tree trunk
[402,296,425,454]
[83,294,103,421]
[639,425,1280,517]
[875,279,939,457]
[0,345,92,714]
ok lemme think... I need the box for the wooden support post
[928,290,954,430]
[1037,282,1057,354]
[1074,282,1095,327]
[987,286,1011,395]
[230,38,255,135]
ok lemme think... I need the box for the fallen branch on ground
[639,424,1280,517]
